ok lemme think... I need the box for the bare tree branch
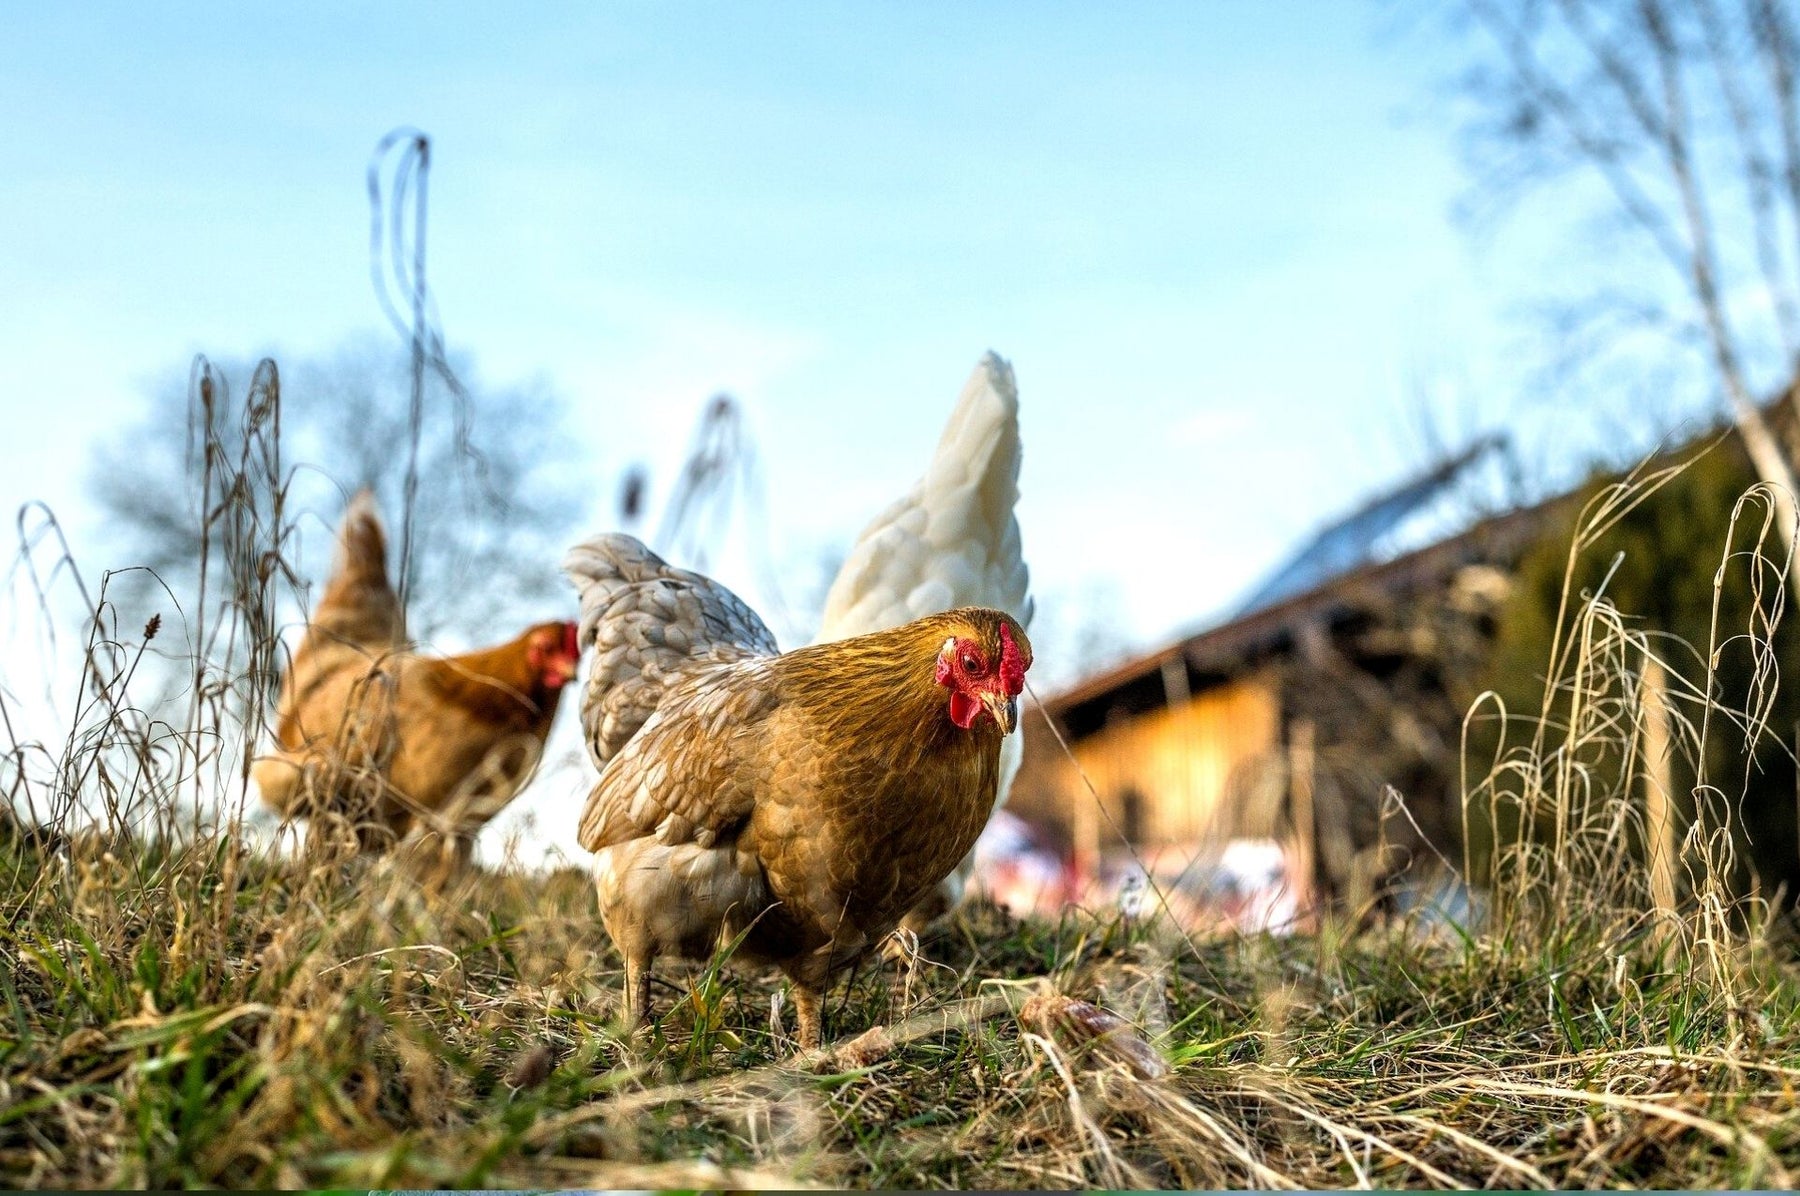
[1454,0,1800,581]
[1638,0,1800,556]
[88,338,590,659]
[1749,0,1800,317]
[1466,0,1692,273]
[1696,0,1800,359]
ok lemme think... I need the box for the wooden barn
[1009,447,1557,911]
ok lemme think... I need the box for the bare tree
[1448,0,1800,574]
[620,393,813,646]
[88,336,591,652]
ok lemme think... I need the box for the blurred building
[1005,438,1561,919]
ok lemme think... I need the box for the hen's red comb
[999,623,1027,696]
[562,620,581,657]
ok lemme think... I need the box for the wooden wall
[1013,670,1284,874]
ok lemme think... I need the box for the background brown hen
[253,490,579,869]
[564,532,1031,1049]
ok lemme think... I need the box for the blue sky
[0,3,1564,675]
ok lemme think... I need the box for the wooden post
[1288,718,1317,917]
[1160,654,1191,708]
[1640,658,1678,929]
[1070,753,1100,896]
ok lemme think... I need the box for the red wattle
[948,689,981,729]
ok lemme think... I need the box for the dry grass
[5,364,1800,1188]
[6,845,1800,1189]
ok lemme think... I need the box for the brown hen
[564,533,1032,1049]
[253,490,579,867]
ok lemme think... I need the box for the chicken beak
[982,690,1020,735]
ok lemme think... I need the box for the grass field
[6,373,1800,1189]
[5,819,1800,1190]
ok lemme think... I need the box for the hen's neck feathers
[773,608,1018,770]
[413,629,562,727]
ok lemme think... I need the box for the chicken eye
[961,652,980,672]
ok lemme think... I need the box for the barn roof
[1234,434,1515,616]
[1042,494,1560,731]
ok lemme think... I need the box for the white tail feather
[814,351,1034,919]
[818,351,1033,641]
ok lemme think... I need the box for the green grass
[5,826,1800,1189]
[7,365,1800,1188]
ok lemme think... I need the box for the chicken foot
[617,949,824,1053]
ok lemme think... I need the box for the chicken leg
[621,954,651,1032]
[791,982,824,1051]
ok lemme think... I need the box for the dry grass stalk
[5,372,1800,1187]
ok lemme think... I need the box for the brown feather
[564,535,1033,1052]
[253,492,576,855]
[307,487,405,652]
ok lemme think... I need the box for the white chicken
[814,350,1034,929]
